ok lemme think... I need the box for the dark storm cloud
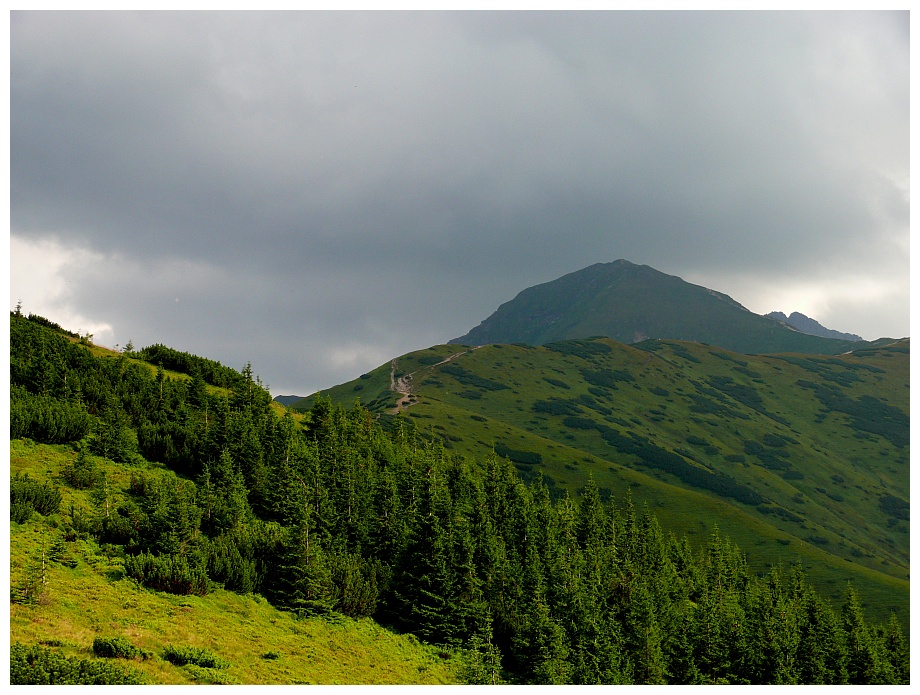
[10,11,909,395]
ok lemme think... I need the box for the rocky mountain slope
[766,311,863,342]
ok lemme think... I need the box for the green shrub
[10,643,145,684]
[124,552,208,596]
[879,494,909,521]
[708,375,766,413]
[92,636,144,660]
[545,339,612,358]
[205,534,259,594]
[494,444,543,466]
[11,502,32,524]
[533,398,583,416]
[581,367,635,388]
[10,388,92,443]
[61,448,102,490]
[11,473,62,517]
[457,390,483,400]
[440,364,508,391]
[163,644,230,669]
[762,432,790,447]
[744,440,791,471]
[416,354,446,366]
[134,343,243,388]
[562,416,598,431]
[798,381,908,447]
[668,343,701,363]
[576,394,612,415]
[329,552,380,618]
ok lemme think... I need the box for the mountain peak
[766,311,863,342]
[451,261,863,355]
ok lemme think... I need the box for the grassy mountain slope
[9,440,461,685]
[450,260,880,354]
[297,337,909,625]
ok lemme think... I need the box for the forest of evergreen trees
[9,312,910,684]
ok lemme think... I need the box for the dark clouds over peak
[11,11,909,396]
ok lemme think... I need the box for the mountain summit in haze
[765,311,862,342]
[450,260,864,355]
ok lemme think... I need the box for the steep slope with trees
[9,313,909,684]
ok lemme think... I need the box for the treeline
[132,343,247,390]
[9,313,909,684]
[13,305,79,337]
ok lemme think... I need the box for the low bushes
[10,388,92,444]
[163,644,230,669]
[10,643,145,685]
[11,473,62,521]
[124,552,208,596]
[92,636,147,660]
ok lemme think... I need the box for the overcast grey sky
[10,11,909,396]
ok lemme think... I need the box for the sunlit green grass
[9,442,462,685]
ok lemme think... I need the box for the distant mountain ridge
[766,311,863,342]
[273,394,305,406]
[450,260,872,355]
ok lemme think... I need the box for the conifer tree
[267,513,335,616]
[879,613,909,684]
[459,610,504,685]
[448,514,490,644]
[795,583,847,684]
[91,398,136,463]
[741,568,801,684]
[391,467,457,644]
[516,598,573,684]
[842,585,895,684]
[208,448,250,534]
[623,579,668,684]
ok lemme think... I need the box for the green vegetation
[11,472,62,521]
[306,335,909,630]
[11,643,147,684]
[439,363,509,391]
[132,343,248,389]
[9,312,909,684]
[92,635,148,660]
[163,644,230,669]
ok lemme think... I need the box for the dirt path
[389,360,416,412]
[387,347,482,414]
